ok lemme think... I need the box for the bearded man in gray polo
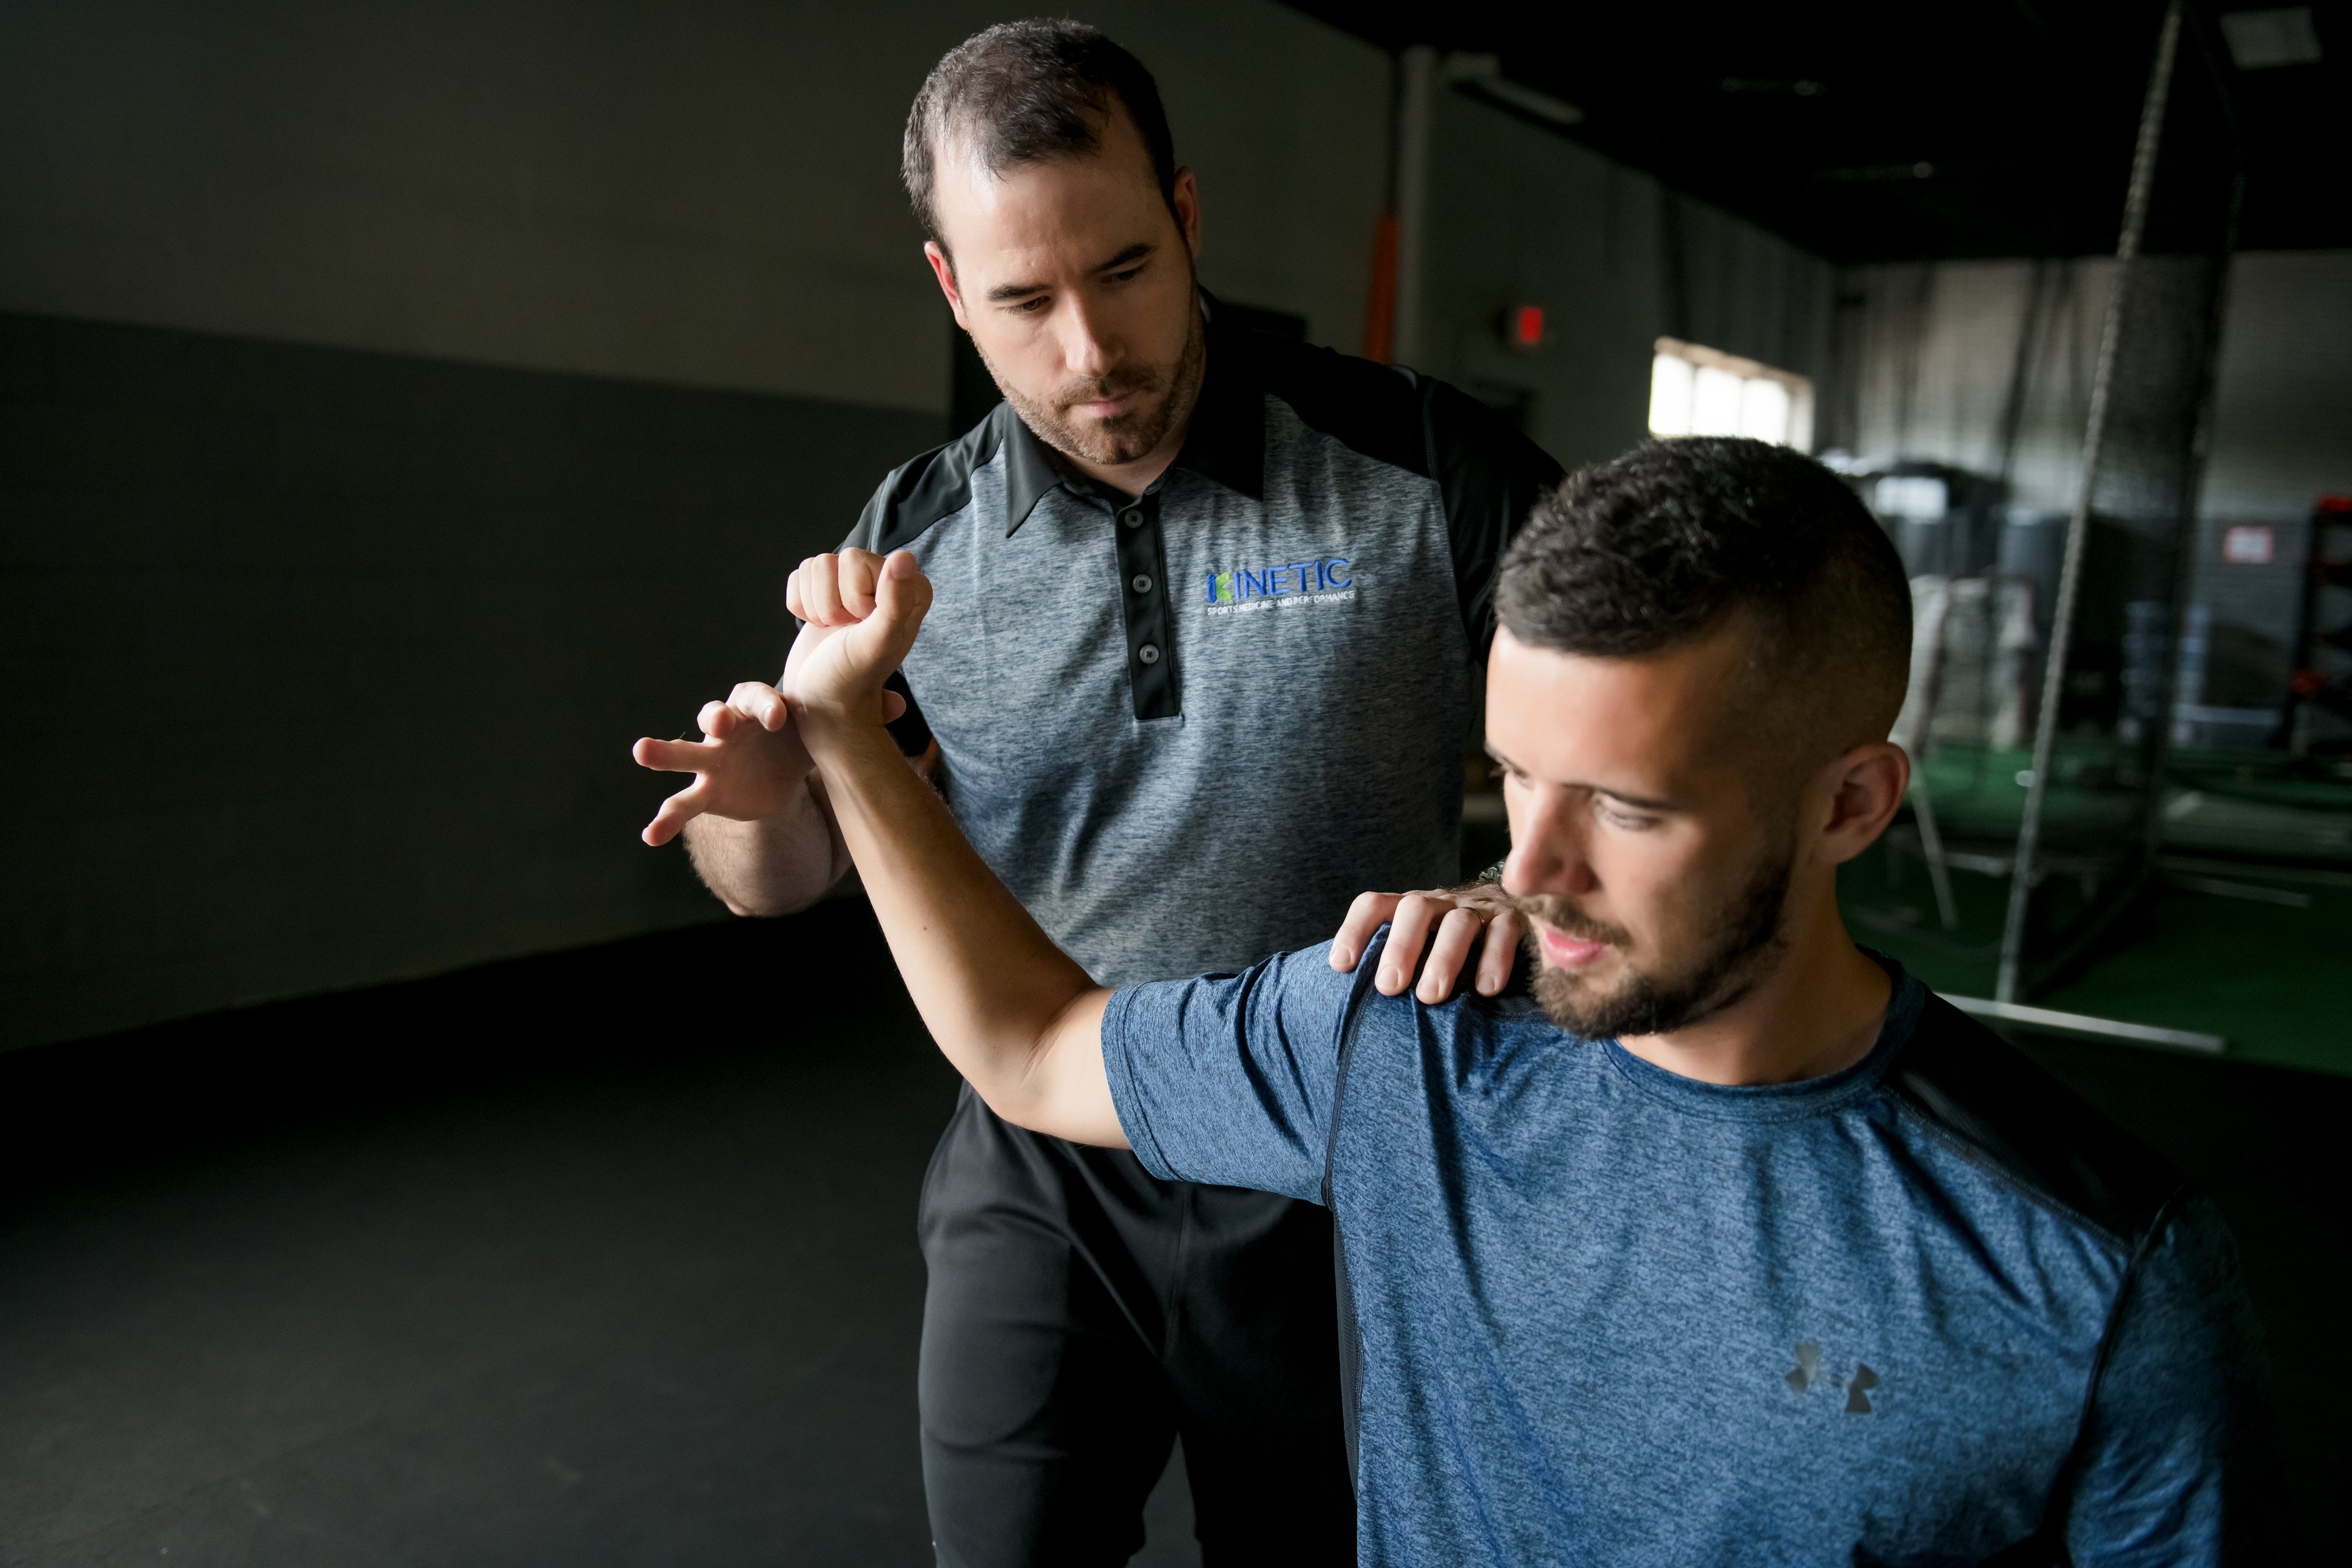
[634,21,1556,1566]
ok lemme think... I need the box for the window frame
[1648,336,1815,452]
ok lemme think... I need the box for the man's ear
[1810,741,1910,867]
[1171,166,1202,261]
[924,241,970,331]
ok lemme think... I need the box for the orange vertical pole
[1362,212,1399,364]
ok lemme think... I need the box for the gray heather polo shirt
[840,310,1562,987]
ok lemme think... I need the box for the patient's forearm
[803,717,1121,1146]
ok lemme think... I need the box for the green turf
[1909,741,2352,858]
[2039,874,2352,1078]
[1842,838,2352,1080]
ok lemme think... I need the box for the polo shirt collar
[999,291,1264,539]
[997,403,1068,538]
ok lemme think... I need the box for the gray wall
[0,1,1390,1049]
[1838,257,2115,512]
[1417,88,1836,472]
[0,312,940,1049]
[1835,250,2352,706]
[0,0,1389,411]
[2202,252,2352,521]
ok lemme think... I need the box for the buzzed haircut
[1496,437,1913,757]
[903,20,1178,250]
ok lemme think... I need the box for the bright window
[1648,337,1813,450]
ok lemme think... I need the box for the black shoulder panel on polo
[1240,332,1431,476]
[849,402,1035,557]
[1243,334,1567,656]
[1421,377,1568,657]
[1885,995,2186,1249]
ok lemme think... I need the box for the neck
[1615,887,1892,1088]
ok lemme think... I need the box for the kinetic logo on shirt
[1203,557,1354,617]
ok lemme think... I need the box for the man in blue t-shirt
[778,437,2270,1564]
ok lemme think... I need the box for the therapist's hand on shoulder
[783,548,933,722]
[1331,883,1525,1004]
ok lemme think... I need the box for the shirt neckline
[1597,955,1926,1123]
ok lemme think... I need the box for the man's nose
[1058,296,1115,379]
[1502,790,1597,900]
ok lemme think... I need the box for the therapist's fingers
[640,777,710,847]
[1377,893,1446,996]
[1415,907,1486,1004]
[1474,908,1525,997]
[1331,891,1405,972]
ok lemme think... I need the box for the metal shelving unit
[2278,495,2352,753]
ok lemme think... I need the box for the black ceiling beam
[1280,0,2346,261]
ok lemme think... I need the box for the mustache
[1499,891,1632,948]
[1054,367,1161,413]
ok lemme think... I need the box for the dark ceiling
[1281,1,2348,262]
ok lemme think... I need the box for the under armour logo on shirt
[1844,1363,1880,1413]
[1787,1342,1881,1413]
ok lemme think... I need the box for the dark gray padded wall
[1,313,942,1049]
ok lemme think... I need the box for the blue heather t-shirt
[1101,935,2267,1566]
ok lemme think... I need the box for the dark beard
[1517,843,1795,1039]
[985,290,1207,470]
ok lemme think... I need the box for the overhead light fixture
[1442,53,1585,128]
[2220,6,2323,68]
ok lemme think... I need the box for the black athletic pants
[917,1084,1358,1567]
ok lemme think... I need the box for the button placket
[1111,493,1181,720]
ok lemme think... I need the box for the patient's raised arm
[782,550,1125,1148]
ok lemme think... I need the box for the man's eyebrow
[983,242,1158,304]
[1483,745,1679,812]
[1093,240,1155,273]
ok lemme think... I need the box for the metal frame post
[1995,0,2184,1003]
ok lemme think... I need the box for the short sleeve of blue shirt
[2060,1192,2281,1563]
[1101,941,1362,1203]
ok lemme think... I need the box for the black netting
[1992,0,2243,1000]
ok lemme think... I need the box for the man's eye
[1110,266,1143,282]
[1595,801,1653,831]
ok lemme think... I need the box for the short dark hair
[1496,437,1913,755]
[903,20,1178,250]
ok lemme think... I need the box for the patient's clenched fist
[786,547,889,628]
[782,549,934,726]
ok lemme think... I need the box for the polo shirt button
[1138,643,1161,665]
[1121,508,1144,529]
[1131,574,1154,594]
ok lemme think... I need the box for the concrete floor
[1,902,2338,1562]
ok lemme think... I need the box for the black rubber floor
[1,902,2338,1562]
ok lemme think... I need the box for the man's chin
[1062,414,1162,467]
[1529,961,1635,1037]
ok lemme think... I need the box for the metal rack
[2278,495,2352,753]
